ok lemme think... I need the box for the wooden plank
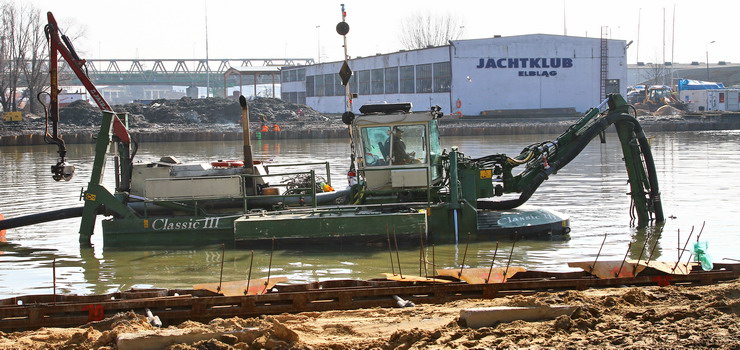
[192,277,288,296]
[381,273,452,283]
[568,260,695,279]
[436,267,526,284]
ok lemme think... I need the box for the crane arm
[44,12,131,181]
[475,94,664,227]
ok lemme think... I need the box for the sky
[24,0,738,65]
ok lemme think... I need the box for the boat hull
[100,205,568,247]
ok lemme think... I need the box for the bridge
[57,57,314,91]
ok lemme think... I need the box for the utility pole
[316,25,321,63]
[706,41,715,81]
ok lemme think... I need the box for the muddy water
[1,131,739,298]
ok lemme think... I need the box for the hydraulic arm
[474,94,664,227]
[43,12,131,181]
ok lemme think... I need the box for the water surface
[1,131,738,298]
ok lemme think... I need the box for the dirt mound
[58,99,102,126]
[0,279,738,349]
[655,104,683,116]
[58,97,328,127]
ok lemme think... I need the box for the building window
[305,76,314,97]
[315,74,325,96]
[350,74,358,96]
[400,65,414,94]
[334,74,344,96]
[416,64,432,93]
[296,68,305,81]
[323,74,334,96]
[298,92,306,105]
[433,62,451,93]
[359,70,371,95]
[371,69,384,94]
[281,70,288,83]
[384,67,398,94]
[288,70,297,82]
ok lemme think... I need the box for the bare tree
[0,1,21,112]
[398,12,465,50]
[636,54,672,86]
[19,5,48,114]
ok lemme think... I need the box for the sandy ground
[0,278,738,349]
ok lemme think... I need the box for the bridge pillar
[186,86,199,99]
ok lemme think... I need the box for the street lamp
[706,40,715,81]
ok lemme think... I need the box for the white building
[281,34,627,115]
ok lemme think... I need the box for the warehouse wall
[450,35,627,114]
[281,34,627,115]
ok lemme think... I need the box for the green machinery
[0,11,664,246]
[0,93,665,247]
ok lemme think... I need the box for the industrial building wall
[296,47,452,114]
[450,35,627,114]
[281,34,626,115]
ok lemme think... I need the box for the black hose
[477,112,659,213]
[0,207,84,230]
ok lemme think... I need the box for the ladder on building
[600,27,609,100]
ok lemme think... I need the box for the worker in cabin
[386,126,415,165]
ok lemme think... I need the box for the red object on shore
[211,160,245,168]
[0,213,6,242]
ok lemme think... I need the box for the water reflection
[629,224,664,262]
[1,132,739,298]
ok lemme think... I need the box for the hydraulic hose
[0,207,84,231]
[477,111,663,225]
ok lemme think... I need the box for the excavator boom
[474,94,664,227]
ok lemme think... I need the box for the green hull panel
[234,210,426,244]
[100,206,567,246]
[101,215,239,246]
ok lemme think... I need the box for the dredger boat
[0,11,665,247]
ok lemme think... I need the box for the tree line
[0,1,84,115]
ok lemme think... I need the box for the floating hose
[0,207,85,231]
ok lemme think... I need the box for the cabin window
[361,126,392,167]
[429,122,442,179]
[719,93,725,103]
[390,125,427,165]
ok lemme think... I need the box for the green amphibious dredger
[0,11,664,247]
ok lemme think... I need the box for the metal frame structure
[1,263,737,331]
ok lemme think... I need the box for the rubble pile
[58,97,329,127]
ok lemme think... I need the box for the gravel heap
[58,97,329,127]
